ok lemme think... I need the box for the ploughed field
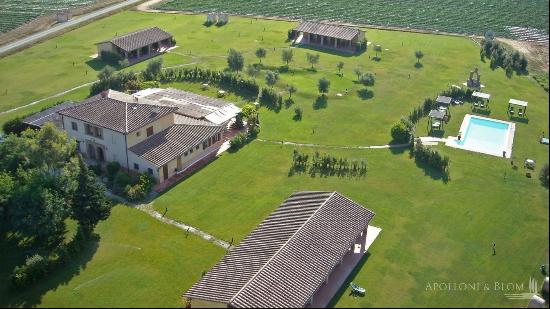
[157,0,549,39]
[0,0,97,33]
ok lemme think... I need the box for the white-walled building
[58,89,239,182]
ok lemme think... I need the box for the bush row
[159,67,259,96]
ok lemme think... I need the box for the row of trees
[481,38,528,75]
[0,124,112,287]
[290,150,367,178]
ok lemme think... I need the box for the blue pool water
[457,117,510,155]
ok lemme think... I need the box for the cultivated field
[0,10,548,308]
[157,0,549,39]
[0,0,98,33]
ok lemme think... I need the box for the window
[85,123,103,139]
[134,163,140,170]
[71,121,78,131]
[189,148,193,154]
[136,131,141,137]
[184,151,188,157]
[147,168,153,175]
[195,145,199,150]
[146,126,154,137]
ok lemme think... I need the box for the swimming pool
[446,115,515,158]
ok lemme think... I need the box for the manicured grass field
[0,205,225,307]
[153,141,549,307]
[0,9,548,308]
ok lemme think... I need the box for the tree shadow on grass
[509,116,529,124]
[0,235,100,308]
[414,62,423,69]
[313,95,328,110]
[294,44,364,58]
[414,158,450,183]
[357,88,374,100]
[327,252,371,307]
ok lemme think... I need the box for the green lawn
[0,9,548,308]
[0,205,225,308]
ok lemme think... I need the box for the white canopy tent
[508,98,528,117]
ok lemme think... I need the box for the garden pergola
[508,98,528,117]
[472,91,491,109]
[428,109,445,131]
[436,95,452,116]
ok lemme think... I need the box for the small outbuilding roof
[184,191,375,308]
[509,98,528,107]
[128,123,223,167]
[436,95,452,105]
[99,27,173,52]
[472,91,491,100]
[428,109,446,120]
[294,21,361,41]
[22,101,76,128]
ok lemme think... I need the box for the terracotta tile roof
[294,21,361,41]
[59,91,177,133]
[107,27,173,52]
[128,124,223,167]
[184,191,375,308]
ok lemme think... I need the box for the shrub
[90,164,103,176]
[391,119,414,144]
[11,254,49,288]
[124,174,155,202]
[287,29,296,40]
[2,117,28,135]
[233,112,244,129]
[293,108,303,121]
[540,163,549,188]
[113,172,131,194]
[106,162,120,180]
[356,40,367,52]
[143,58,163,81]
[229,132,248,151]
[241,104,256,118]
[359,73,375,86]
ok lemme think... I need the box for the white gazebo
[508,98,528,117]
[472,91,491,109]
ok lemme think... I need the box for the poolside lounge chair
[350,282,366,296]
[432,121,441,129]
[480,102,486,108]
[509,107,515,115]
[518,109,524,117]
[473,101,479,107]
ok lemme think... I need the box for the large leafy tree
[143,58,163,81]
[227,48,244,72]
[72,157,112,239]
[10,168,72,243]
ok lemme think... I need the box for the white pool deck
[445,114,515,158]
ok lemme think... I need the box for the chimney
[150,106,160,118]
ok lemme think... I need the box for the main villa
[54,88,241,183]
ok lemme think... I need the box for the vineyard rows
[0,0,96,33]
[158,0,549,40]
